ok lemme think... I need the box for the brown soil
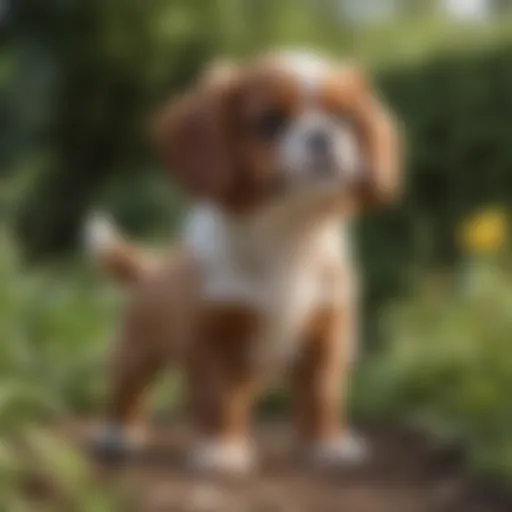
[63,420,511,512]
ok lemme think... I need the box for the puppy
[86,50,402,474]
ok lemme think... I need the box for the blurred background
[2,0,512,509]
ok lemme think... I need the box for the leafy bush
[355,251,512,478]
[0,230,125,508]
[0,228,118,412]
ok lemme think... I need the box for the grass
[0,229,119,414]
[0,228,124,509]
[355,252,512,479]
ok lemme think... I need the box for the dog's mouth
[309,158,340,179]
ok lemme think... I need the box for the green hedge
[357,40,512,335]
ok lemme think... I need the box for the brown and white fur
[86,50,402,474]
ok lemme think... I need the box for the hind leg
[92,330,164,461]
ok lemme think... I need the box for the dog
[85,50,402,474]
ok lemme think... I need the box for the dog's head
[155,51,402,214]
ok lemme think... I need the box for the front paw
[306,432,369,468]
[188,439,255,475]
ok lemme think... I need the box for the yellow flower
[459,208,508,254]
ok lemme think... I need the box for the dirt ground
[64,420,511,512]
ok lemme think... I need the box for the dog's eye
[252,110,289,140]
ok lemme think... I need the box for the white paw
[307,432,369,468]
[188,439,255,475]
[90,423,147,461]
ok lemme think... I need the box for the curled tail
[84,213,153,285]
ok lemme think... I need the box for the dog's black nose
[308,131,330,156]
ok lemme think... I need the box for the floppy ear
[153,61,239,200]
[345,68,403,207]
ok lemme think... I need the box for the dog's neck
[184,197,352,305]
[186,178,352,249]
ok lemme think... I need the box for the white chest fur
[184,203,353,367]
